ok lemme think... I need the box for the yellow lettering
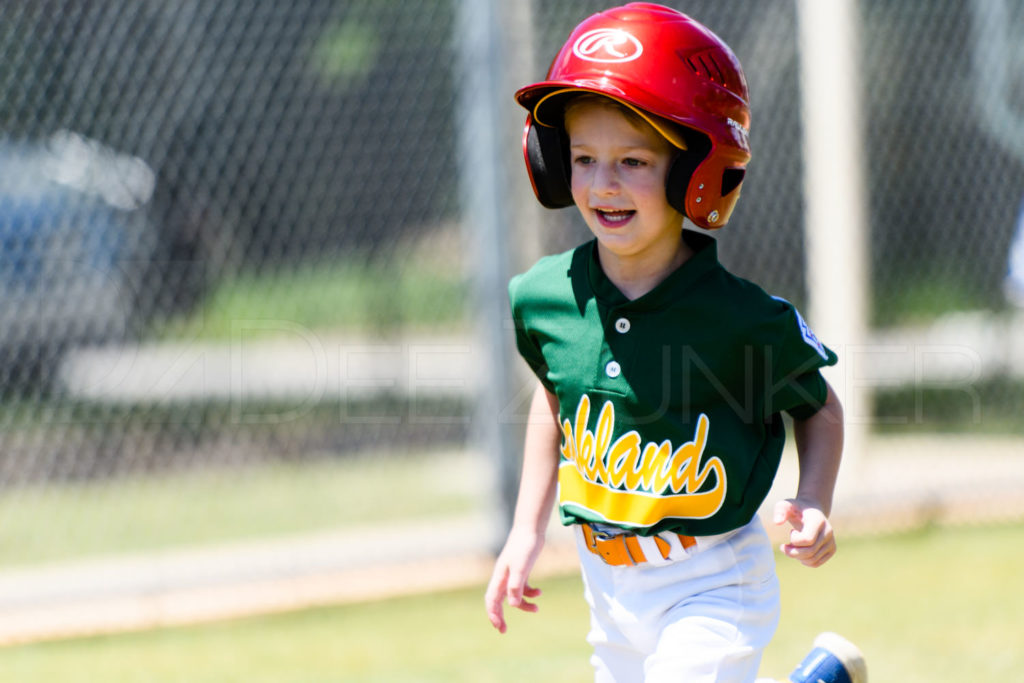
[591,401,613,484]
[669,414,722,494]
[560,418,575,460]
[607,431,640,489]
[557,395,727,523]
[623,441,666,491]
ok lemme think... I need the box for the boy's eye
[622,157,645,167]
[573,155,594,165]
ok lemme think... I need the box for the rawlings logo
[572,28,643,63]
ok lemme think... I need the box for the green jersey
[509,231,838,537]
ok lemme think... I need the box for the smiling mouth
[596,209,635,226]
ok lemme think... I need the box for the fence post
[796,0,870,472]
[456,0,523,551]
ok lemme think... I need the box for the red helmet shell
[516,3,751,229]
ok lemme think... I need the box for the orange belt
[582,523,697,567]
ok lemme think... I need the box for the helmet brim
[522,86,689,151]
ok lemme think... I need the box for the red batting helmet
[516,2,750,229]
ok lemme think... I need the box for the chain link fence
[0,0,1023,638]
[0,0,474,577]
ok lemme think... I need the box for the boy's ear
[523,117,574,209]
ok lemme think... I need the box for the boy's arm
[484,383,562,633]
[774,380,844,568]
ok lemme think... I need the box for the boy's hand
[773,498,836,568]
[484,529,546,633]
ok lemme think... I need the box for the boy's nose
[592,163,619,195]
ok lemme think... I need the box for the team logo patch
[773,297,828,360]
[572,28,643,63]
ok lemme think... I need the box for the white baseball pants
[575,516,781,683]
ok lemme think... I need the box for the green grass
[0,580,592,683]
[154,258,468,340]
[761,522,1024,681]
[873,378,1024,436]
[1,523,1022,681]
[872,272,991,326]
[0,452,480,567]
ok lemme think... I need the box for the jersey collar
[586,230,721,311]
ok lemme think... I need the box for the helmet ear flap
[666,130,712,217]
[523,115,574,209]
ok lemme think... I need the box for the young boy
[485,4,866,683]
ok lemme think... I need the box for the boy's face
[564,101,684,266]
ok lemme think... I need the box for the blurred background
[0,0,1023,653]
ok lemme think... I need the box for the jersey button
[614,317,631,334]
[605,361,621,378]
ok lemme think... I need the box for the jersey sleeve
[759,297,838,419]
[508,273,556,393]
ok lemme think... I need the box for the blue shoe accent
[789,632,867,683]
[789,646,853,683]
